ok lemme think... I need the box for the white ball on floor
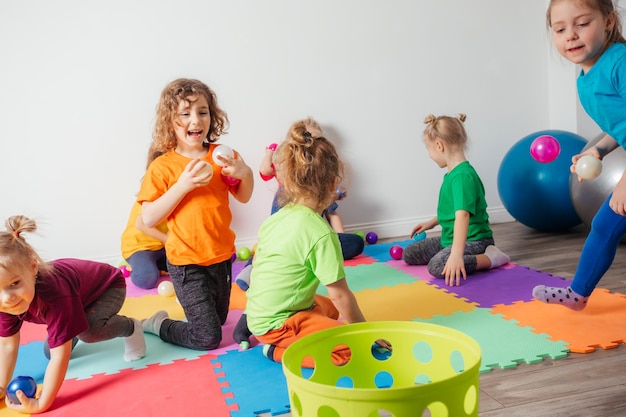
[157,281,175,297]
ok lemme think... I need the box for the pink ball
[222,175,241,186]
[119,265,130,278]
[389,245,403,260]
[530,135,561,163]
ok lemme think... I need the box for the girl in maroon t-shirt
[0,215,146,413]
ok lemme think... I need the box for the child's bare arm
[135,216,167,243]
[259,145,276,179]
[0,333,20,400]
[325,211,345,233]
[326,279,365,324]
[9,339,73,413]
[142,159,212,227]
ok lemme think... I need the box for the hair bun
[423,114,436,125]
[456,113,467,122]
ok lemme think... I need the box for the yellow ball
[157,281,175,297]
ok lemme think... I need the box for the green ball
[237,247,251,261]
[354,231,365,240]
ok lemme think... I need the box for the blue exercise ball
[498,130,586,232]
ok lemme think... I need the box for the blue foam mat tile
[212,346,290,417]
[362,239,414,262]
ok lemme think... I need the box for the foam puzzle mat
[3,239,626,416]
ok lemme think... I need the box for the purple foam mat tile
[429,264,571,307]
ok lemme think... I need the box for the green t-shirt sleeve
[308,232,345,286]
[450,174,479,215]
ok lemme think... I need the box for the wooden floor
[479,221,626,417]
[262,221,626,417]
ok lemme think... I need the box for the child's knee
[130,271,160,289]
[427,261,444,278]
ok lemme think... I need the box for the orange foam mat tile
[492,288,626,353]
[355,280,477,321]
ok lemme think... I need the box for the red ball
[389,245,403,260]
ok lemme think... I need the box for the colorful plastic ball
[119,265,131,278]
[222,175,241,186]
[575,155,602,180]
[365,232,378,244]
[336,185,347,200]
[413,231,426,241]
[530,135,561,163]
[498,130,584,232]
[231,253,237,262]
[212,145,234,167]
[7,376,37,404]
[569,136,626,230]
[157,281,175,297]
[267,143,278,151]
[389,245,403,260]
[237,247,251,261]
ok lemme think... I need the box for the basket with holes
[282,321,481,417]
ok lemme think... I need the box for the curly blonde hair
[274,118,343,213]
[146,78,229,168]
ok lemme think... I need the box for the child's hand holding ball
[193,160,213,186]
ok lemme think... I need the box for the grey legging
[402,237,494,278]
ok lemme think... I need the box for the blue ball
[497,130,585,232]
[7,376,37,404]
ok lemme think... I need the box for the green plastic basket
[282,321,481,417]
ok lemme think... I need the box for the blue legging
[571,195,626,296]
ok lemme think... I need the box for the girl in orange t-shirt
[138,78,254,350]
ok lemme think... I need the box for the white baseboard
[341,206,514,241]
[96,206,514,265]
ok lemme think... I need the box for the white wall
[0,1,586,264]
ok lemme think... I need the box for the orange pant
[256,294,350,367]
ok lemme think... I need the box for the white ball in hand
[212,145,234,167]
[575,155,602,180]
[196,161,212,176]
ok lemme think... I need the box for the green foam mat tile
[414,308,569,373]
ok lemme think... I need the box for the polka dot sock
[532,285,588,311]
[124,318,146,362]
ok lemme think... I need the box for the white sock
[124,318,146,361]
[235,264,253,291]
[141,310,168,335]
[485,245,510,269]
